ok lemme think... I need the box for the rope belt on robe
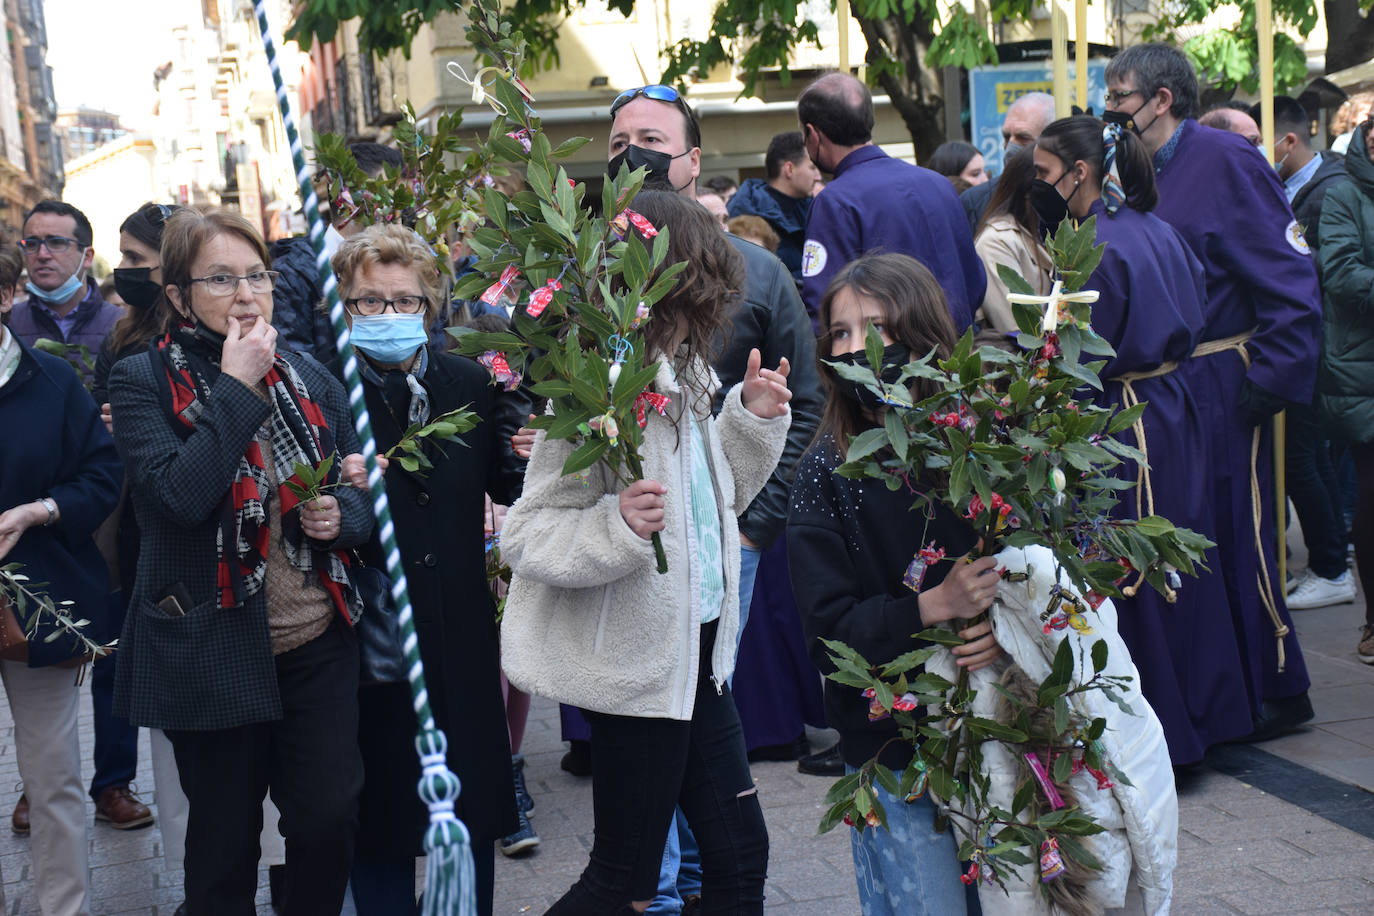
[1189,328,1289,673]
[1109,360,1180,603]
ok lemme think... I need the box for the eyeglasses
[1104,89,1143,107]
[610,85,682,117]
[345,295,428,316]
[189,271,280,296]
[18,236,85,255]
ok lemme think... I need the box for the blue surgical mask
[26,269,84,306]
[348,313,428,364]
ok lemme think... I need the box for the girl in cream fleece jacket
[500,191,790,914]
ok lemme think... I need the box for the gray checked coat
[107,347,373,731]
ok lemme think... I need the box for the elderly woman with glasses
[329,224,528,916]
[107,207,374,916]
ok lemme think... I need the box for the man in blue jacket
[1105,42,1322,742]
[726,131,819,286]
[8,201,122,387]
[797,72,985,331]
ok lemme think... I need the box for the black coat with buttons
[334,346,529,853]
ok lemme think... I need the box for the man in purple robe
[797,73,985,333]
[1104,43,1321,741]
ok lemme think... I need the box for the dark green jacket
[1318,127,1374,443]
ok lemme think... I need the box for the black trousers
[169,617,363,916]
[547,620,769,915]
[1286,407,1348,579]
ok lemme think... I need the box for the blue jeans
[90,591,139,800]
[650,545,761,914]
[847,769,966,916]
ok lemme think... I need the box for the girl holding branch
[499,191,791,914]
[788,253,1004,915]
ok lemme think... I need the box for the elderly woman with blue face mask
[330,224,529,916]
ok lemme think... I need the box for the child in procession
[787,252,1005,916]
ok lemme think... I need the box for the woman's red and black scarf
[151,326,357,620]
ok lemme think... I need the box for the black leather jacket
[713,235,823,550]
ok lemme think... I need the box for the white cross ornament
[1006,279,1099,334]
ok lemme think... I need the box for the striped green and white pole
[251,3,476,913]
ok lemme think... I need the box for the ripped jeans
[546,620,769,915]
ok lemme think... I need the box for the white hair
[1007,92,1056,130]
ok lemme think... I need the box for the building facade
[56,0,308,247]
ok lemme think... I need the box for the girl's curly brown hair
[627,191,742,375]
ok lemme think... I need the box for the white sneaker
[1286,570,1357,610]
[1285,567,1312,596]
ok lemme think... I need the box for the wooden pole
[838,0,850,72]
[1075,0,1088,111]
[1255,0,1289,592]
[1051,0,1070,119]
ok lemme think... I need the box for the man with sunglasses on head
[8,201,121,386]
[606,82,824,914]
[1103,43,1322,745]
[796,72,985,333]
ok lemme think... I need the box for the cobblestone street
[1,551,1374,913]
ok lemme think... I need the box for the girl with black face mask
[788,252,1004,916]
[1031,115,1255,765]
[93,203,180,408]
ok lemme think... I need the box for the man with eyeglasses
[605,82,825,913]
[1104,43,1322,745]
[796,72,984,333]
[8,201,121,385]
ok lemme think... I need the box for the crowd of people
[0,35,1367,916]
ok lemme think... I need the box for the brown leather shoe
[11,793,27,836]
[94,785,154,830]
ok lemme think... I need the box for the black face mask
[1103,98,1155,140]
[1029,170,1081,235]
[185,315,227,354]
[607,144,692,192]
[830,343,911,411]
[113,267,161,310]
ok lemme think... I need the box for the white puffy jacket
[925,544,1177,915]
[500,357,789,721]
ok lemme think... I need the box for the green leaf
[864,324,885,384]
[846,427,890,464]
[964,717,1029,742]
[885,408,908,463]
[561,437,609,476]
[1011,778,1034,817]
[824,770,863,805]
[996,263,1038,298]
[1056,833,1102,869]
[1052,749,1074,784]
[1091,639,1109,674]
[1054,696,1071,736]
[879,646,939,678]
[818,799,851,834]
[927,765,956,802]
[873,765,901,798]
[1050,635,1074,687]
[1107,401,1148,436]
[915,627,964,647]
